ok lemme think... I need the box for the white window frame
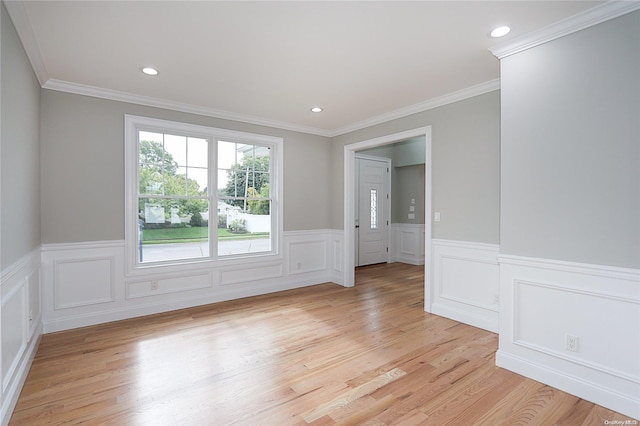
[124,115,283,275]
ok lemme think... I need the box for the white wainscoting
[1,248,42,426]
[497,255,640,419]
[40,230,344,333]
[328,230,344,285]
[431,239,500,333]
[390,223,425,265]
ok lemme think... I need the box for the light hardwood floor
[10,263,636,425]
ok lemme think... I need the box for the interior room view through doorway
[344,126,433,312]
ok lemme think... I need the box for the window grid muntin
[127,115,281,271]
[370,189,378,229]
[137,128,210,264]
[217,141,272,206]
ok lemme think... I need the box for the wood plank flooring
[9,263,636,425]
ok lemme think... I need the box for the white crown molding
[330,79,500,137]
[3,0,49,85]
[10,0,637,138]
[489,1,640,59]
[43,78,501,139]
[7,0,500,139]
[43,79,335,137]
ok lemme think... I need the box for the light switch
[409,206,415,212]
[434,212,441,222]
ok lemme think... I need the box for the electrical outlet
[151,280,159,290]
[566,334,579,352]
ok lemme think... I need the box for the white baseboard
[498,254,640,419]
[496,350,640,421]
[431,239,500,332]
[1,248,42,426]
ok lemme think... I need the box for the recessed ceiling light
[490,26,511,38]
[141,67,159,76]
[311,107,323,113]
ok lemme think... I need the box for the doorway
[343,126,433,313]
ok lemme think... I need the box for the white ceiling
[8,1,604,136]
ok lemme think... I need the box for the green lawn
[142,227,269,244]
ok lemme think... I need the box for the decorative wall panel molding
[0,249,42,426]
[431,239,500,332]
[40,230,345,333]
[327,230,345,285]
[288,239,327,275]
[41,241,125,332]
[219,263,282,286]
[53,257,115,309]
[2,284,26,392]
[497,254,640,419]
[127,272,213,298]
[390,224,425,265]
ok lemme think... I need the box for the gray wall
[40,90,332,244]
[500,11,640,269]
[359,137,425,167]
[332,91,501,244]
[393,138,426,167]
[392,164,425,224]
[359,139,426,224]
[1,3,41,269]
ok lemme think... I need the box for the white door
[355,156,390,266]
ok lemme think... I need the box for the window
[137,130,210,262]
[370,189,378,229]
[125,115,282,270]
[217,141,271,256]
